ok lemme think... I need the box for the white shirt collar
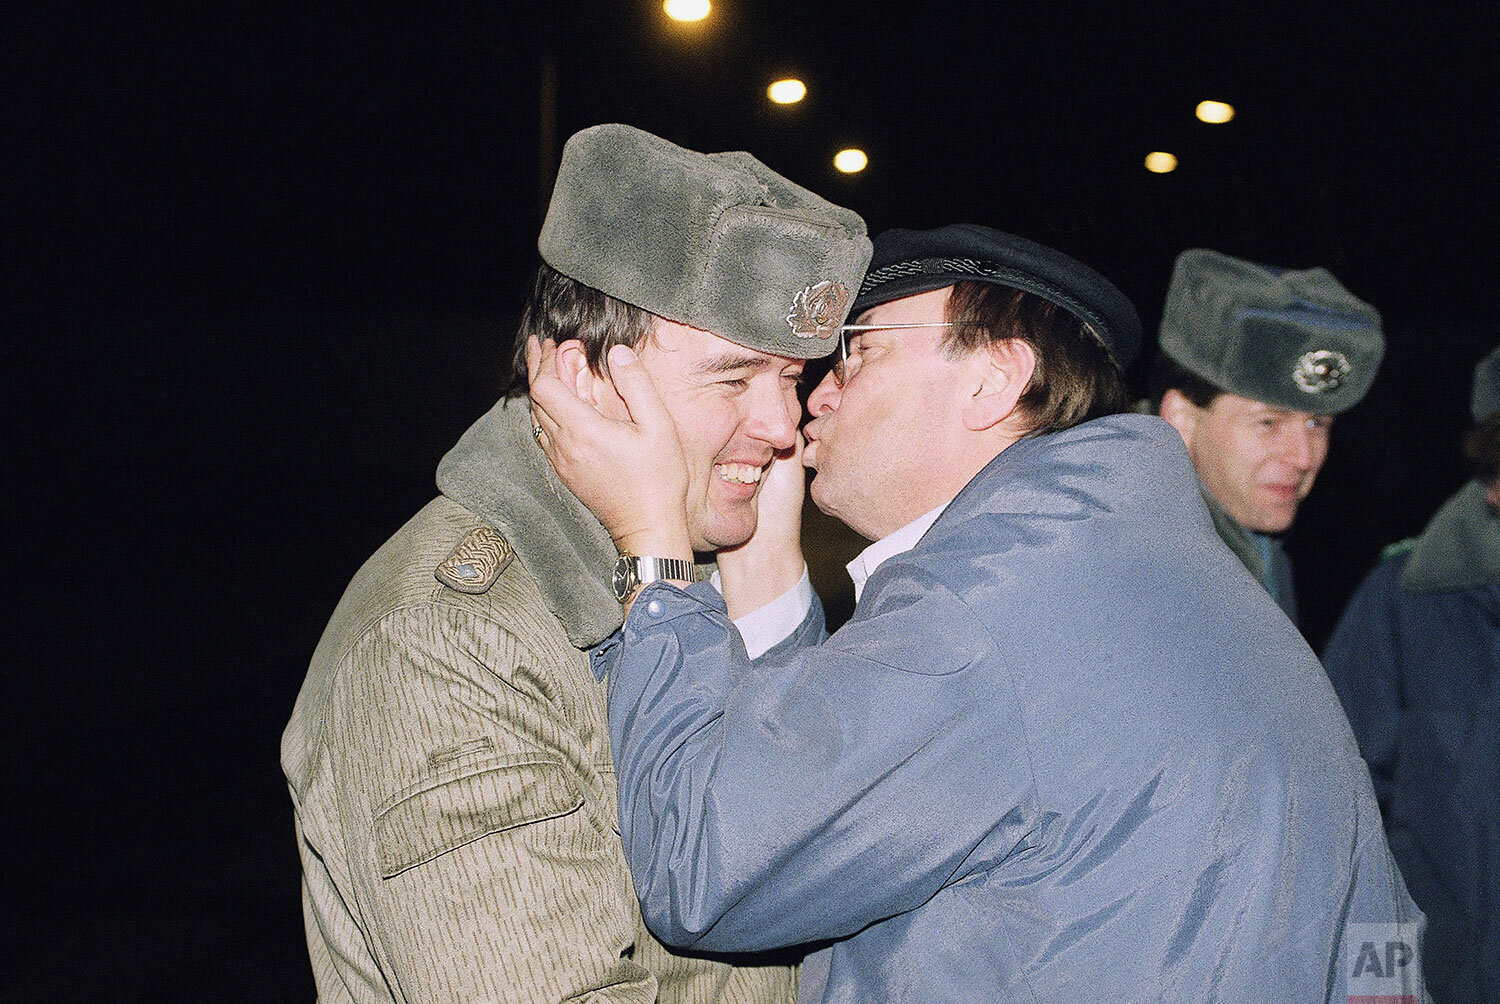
[846,502,950,602]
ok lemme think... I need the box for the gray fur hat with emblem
[538,123,872,360]
[1158,248,1385,415]
[1472,345,1500,422]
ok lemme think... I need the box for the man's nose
[1280,424,1318,470]
[746,384,799,450]
[807,369,841,418]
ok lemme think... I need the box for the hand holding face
[714,433,807,618]
[526,337,694,562]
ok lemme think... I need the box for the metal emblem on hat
[1292,349,1352,394]
[787,280,850,339]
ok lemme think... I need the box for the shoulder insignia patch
[435,526,514,594]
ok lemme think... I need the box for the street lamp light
[664,0,710,21]
[834,149,868,173]
[768,78,807,105]
[1144,151,1178,174]
[1195,100,1235,124]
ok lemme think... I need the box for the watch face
[612,557,637,602]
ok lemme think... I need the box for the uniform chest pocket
[374,756,583,878]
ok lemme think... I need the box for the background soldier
[1322,345,1499,1004]
[1149,248,1385,624]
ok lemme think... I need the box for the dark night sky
[9,2,1498,998]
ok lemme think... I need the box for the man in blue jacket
[1322,346,1499,1004]
[529,225,1426,1002]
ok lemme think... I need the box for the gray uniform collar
[1200,489,1269,584]
[1400,480,1500,594]
[435,397,622,649]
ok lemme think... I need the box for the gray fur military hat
[1158,248,1385,415]
[538,123,872,360]
[1474,346,1500,422]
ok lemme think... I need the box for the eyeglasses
[832,322,963,387]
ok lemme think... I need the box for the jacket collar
[930,414,1206,540]
[435,396,623,649]
[1199,490,1268,584]
[1400,479,1500,593]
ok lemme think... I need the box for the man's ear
[554,340,628,419]
[962,338,1037,432]
[1158,388,1198,448]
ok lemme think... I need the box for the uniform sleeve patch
[435,526,514,594]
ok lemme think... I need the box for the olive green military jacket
[281,398,796,1003]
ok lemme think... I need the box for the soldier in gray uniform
[280,124,870,1002]
[1148,249,1386,623]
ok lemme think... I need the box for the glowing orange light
[834,149,868,173]
[1195,100,1235,124]
[768,79,807,104]
[664,0,710,22]
[1144,151,1178,174]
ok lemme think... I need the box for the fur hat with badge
[1158,249,1385,414]
[1471,345,1500,423]
[539,123,872,360]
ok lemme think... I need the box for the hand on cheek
[528,338,693,561]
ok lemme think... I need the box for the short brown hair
[502,263,655,397]
[1146,353,1225,413]
[943,280,1128,435]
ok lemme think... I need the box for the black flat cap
[850,223,1142,366]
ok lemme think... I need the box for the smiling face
[625,319,804,551]
[1162,390,1332,533]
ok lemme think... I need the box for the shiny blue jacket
[606,415,1424,1003]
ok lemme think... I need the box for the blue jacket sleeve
[607,571,1029,954]
[753,584,826,662]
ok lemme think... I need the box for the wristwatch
[611,554,698,602]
